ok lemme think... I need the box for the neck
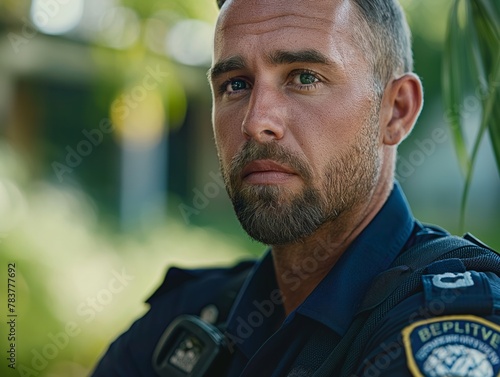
[271,178,393,315]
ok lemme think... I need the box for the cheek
[213,109,244,165]
[289,90,370,159]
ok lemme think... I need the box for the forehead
[214,0,359,61]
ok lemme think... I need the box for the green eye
[299,73,317,85]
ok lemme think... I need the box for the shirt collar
[225,182,415,357]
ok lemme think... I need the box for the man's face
[210,0,383,245]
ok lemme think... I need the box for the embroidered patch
[402,315,500,377]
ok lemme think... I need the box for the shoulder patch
[402,315,500,377]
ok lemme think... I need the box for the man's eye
[295,72,319,85]
[226,79,248,92]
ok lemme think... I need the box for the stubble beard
[220,106,381,246]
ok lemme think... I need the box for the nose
[242,83,286,143]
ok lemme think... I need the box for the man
[93,0,500,375]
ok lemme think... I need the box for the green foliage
[120,0,218,21]
[442,0,500,229]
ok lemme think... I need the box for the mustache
[228,141,313,183]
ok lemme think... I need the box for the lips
[241,160,297,184]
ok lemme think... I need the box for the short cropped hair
[216,0,413,95]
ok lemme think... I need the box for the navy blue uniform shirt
[92,182,500,376]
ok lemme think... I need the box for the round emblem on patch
[402,315,500,377]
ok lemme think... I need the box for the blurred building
[0,0,242,235]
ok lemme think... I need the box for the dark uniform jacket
[92,183,500,376]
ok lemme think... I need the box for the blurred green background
[0,0,498,376]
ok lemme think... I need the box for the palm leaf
[442,0,500,230]
[473,0,500,169]
[443,0,471,176]
[489,83,500,167]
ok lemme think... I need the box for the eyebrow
[208,49,334,81]
[208,55,246,81]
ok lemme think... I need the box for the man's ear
[380,73,423,146]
